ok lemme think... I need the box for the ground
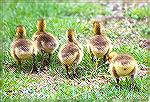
[1,1,150,102]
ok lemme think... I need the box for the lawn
[1,1,150,102]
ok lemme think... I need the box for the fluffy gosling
[87,21,112,64]
[58,29,83,79]
[11,25,37,73]
[107,52,138,89]
[33,18,59,71]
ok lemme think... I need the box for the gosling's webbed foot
[129,84,139,91]
[42,59,49,71]
[129,84,135,91]
[65,65,73,80]
[91,56,97,62]
[73,72,78,79]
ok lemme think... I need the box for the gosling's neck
[16,33,26,39]
[68,34,76,42]
[37,19,46,32]
[37,27,46,32]
[93,26,102,35]
[67,33,79,46]
[16,26,26,39]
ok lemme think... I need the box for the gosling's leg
[90,49,96,62]
[96,58,104,70]
[65,65,71,79]
[40,49,48,72]
[73,64,78,79]
[43,53,51,71]
[18,60,21,71]
[91,53,95,62]
[130,75,134,90]
[14,52,21,71]
[115,77,122,89]
[97,59,103,68]
[41,59,49,73]
[48,53,51,62]
[116,77,119,85]
[30,54,38,74]
[103,48,110,63]
[103,54,107,63]
[45,53,51,70]
[41,49,45,68]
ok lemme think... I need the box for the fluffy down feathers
[88,35,112,58]
[11,39,34,60]
[33,32,59,54]
[108,53,138,77]
[59,43,83,66]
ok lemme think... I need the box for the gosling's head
[106,52,118,63]
[93,21,102,35]
[37,18,46,32]
[66,29,76,42]
[16,25,26,38]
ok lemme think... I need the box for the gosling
[11,25,37,73]
[33,18,59,71]
[58,29,83,79]
[87,21,112,65]
[107,52,138,89]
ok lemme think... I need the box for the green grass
[1,1,150,102]
[126,5,150,20]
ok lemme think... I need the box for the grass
[1,1,150,102]
[126,5,150,20]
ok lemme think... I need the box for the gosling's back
[110,54,137,77]
[34,32,58,53]
[89,35,111,58]
[11,38,33,60]
[59,42,80,65]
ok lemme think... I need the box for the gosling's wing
[89,35,110,57]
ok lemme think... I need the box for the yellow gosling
[11,25,37,73]
[87,21,112,64]
[58,29,83,79]
[33,18,59,71]
[107,52,138,89]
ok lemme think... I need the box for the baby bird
[87,21,112,65]
[11,25,37,73]
[33,18,59,71]
[58,29,83,79]
[107,52,138,89]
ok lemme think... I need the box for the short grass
[126,5,150,20]
[1,1,150,102]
